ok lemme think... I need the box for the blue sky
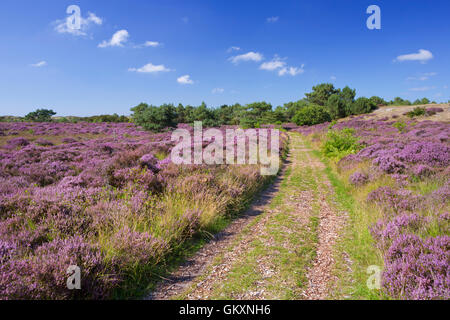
[0,0,449,116]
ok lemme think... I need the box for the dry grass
[361,103,450,122]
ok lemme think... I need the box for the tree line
[3,83,441,129]
[130,83,439,130]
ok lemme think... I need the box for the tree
[240,101,273,128]
[420,97,430,105]
[130,103,177,131]
[370,96,387,106]
[283,99,309,120]
[191,102,217,127]
[326,94,347,119]
[273,106,287,123]
[350,97,377,115]
[339,86,356,106]
[214,105,234,125]
[24,109,56,122]
[390,97,411,106]
[292,104,331,126]
[305,83,339,106]
[176,103,186,123]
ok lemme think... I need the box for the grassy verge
[111,139,291,299]
[302,138,386,299]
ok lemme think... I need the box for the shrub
[326,94,347,119]
[292,104,331,126]
[130,103,177,132]
[382,234,449,300]
[322,128,361,159]
[305,83,339,106]
[406,107,426,118]
[393,121,407,133]
[425,107,444,116]
[350,97,377,115]
[349,171,369,186]
[24,109,56,122]
[370,96,387,106]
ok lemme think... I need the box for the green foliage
[326,94,347,119]
[413,98,431,105]
[388,97,412,106]
[24,108,56,122]
[292,104,331,126]
[283,99,309,120]
[130,103,177,131]
[350,97,377,115]
[339,86,356,106]
[369,96,387,106]
[393,120,407,133]
[322,128,361,159]
[240,101,273,128]
[305,83,339,106]
[406,106,426,118]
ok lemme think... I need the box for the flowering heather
[383,234,449,300]
[349,171,369,186]
[0,122,287,299]
[367,187,424,215]
[425,107,444,116]
[297,117,449,299]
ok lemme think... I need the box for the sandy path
[146,133,346,300]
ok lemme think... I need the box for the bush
[425,107,444,116]
[24,109,56,122]
[370,96,387,106]
[406,107,426,118]
[326,94,347,119]
[350,97,377,115]
[393,121,407,133]
[292,104,331,126]
[305,83,339,106]
[322,128,361,159]
[130,103,177,131]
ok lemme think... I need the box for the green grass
[305,140,386,299]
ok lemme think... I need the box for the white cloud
[134,41,161,49]
[143,41,160,47]
[267,16,279,23]
[260,56,286,71]
[330,75,337,80]
[407,76,428,81]
[444,85,448,89]
[30,61,47,67]
[227,46,241,53]
[409,86,435,92]
[259,56,304,77]
[396,49,433,63]
[87,12,102,25]
[229,51,263,64]
[177,75,194,84]
[278,65,305,76]
[182,17,189,23]
[406,72,437,81]
[128,63,172,73]
[98,30,129,48]
[54,12,102,36]
[212,88,224,94]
